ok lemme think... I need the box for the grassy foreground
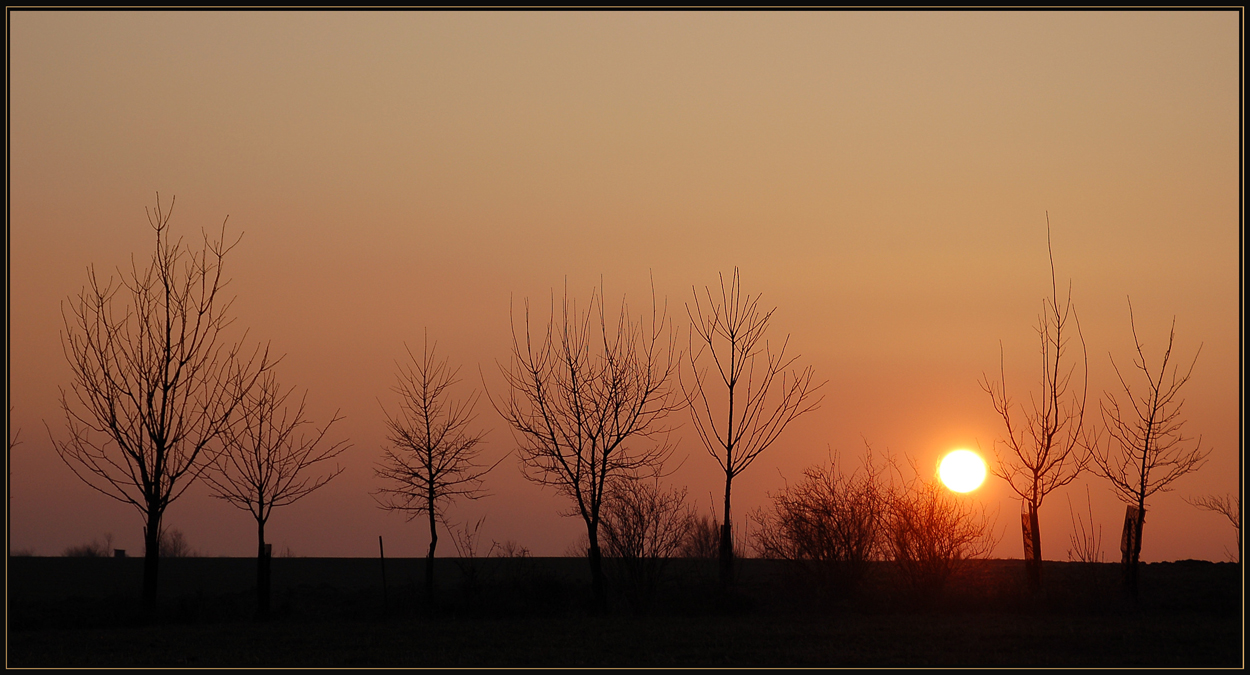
[7,557,1242,667]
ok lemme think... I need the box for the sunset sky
[8,11,1240,563]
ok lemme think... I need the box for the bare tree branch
[1184,493,1240,562]
[492,278,681,609]
[201,369,349,617]
[680,267,824,587]
[979,215,1088,588]
[49,194,272,609]
[1091,298,1210,595]
[376,331,498,603]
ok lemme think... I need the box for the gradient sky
[8,11,1241,562]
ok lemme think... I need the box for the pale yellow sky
[8,10,1241,562]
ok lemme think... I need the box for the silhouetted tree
[682,268,823,587]
[157,527,195,558]
[375,334,493,605]
[599,476,695,608]
[63,533,114,558]
[497,281,680,609]
[1091,300,1210,597]
[50,195,271,609]
[680,512,722,560]
[202,370,348,618]
[752,449,886,600]
[980,216,1089,590]
[1184,493,1239,562]
[883,461,996,606]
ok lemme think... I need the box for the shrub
[600,477,695,607]
[752,451,886,599]
[158,528,195,558]
[63,533,114,557]
[882,472,996,605]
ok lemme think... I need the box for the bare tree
[496,281,680,609]
[980,216,1089,590]
[599,476,695,608]
[1184,493,1240,563]
[1091,300,1210,597]
[375,334,494,604]
[63,533,114,558]
[201,370,349,617]
[49,195,270,609]
[680,512,722,560]
[752,448,886,600]
[680,508,747,562]
[157,527,196,558]
[682,267,824,587]
[882,462,997,606]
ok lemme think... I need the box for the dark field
[7,556,1243,667]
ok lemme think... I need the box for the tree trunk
[257,519,271,620]
[588,526,606,611]
[719,474,734,589]
[1024,501,1042,591]
[426,507,438,606]
[142,509,161,612]
[1127,505,1145,601]
[1119,503,1144,602]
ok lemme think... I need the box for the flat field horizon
[7,556,1242,667]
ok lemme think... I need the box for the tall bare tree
[980,217,1089,590]
[1092,300,1209,596]
[201,370,349,618]
[496,281,680,609]
[681,268,823,587]
[375,334,495,604]
[50,195,270,608]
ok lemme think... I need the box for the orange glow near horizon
[6,11,1239,563]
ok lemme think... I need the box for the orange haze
[8,11,1240,563]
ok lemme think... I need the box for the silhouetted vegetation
[375,332,494,607]
[883,470,997,607]
[1090,300,1210,598]
[599,477,695,610]
[50,194,272,609]
[7,556,1239,667]
[753,449,997,609]
[752,449,886,605]
[496,281,682,609]
[63,533,115,558]
[682,268,823,588]
[981,216,1090,591]
[201,370,348,618]
[1185,493,1240,562]
[157,528,197,558]
[1065,486,1104,563]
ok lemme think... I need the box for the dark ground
[6,556,1243,667]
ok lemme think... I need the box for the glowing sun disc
[939,450,987,492]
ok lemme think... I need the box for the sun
[938,449,987,493]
